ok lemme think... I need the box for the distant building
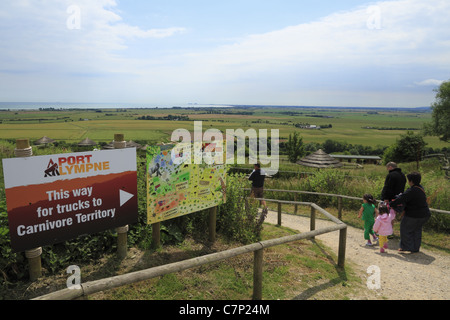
[295,124,321,129]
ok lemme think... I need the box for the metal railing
[33,200,347,300]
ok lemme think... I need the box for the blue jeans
[399,215,430,252]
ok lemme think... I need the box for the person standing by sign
[249,163,267,212]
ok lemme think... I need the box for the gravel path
[264,210,450,300]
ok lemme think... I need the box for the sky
[0,0,449,108]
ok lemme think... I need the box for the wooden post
[209,206,217,243]
[310,205,316,240]
[114,134,128,259]
[116,225,128,259]
[152,222,161,249]
[338,196,343,220]
[338,226,347,268]
[253,249,263,300]
[277,202,282,226]
[294,193,298,215]
[15,139,42,281]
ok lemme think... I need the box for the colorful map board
[146,144,226,224]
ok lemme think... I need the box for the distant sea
[0,102,233,110]
[0,102,431,111]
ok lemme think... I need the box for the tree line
[137,114,190,121]
[284,132,448,165]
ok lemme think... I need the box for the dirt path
[264,210,450,300]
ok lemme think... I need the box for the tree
[424,80,450,142]
[286,132,305,163]
[383,131,427,169]
[322,139,347,154]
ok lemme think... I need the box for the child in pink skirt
[373,202,396,253]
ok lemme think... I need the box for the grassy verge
[89,225,362,300]
[87,224,365,300]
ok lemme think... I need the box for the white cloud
[187,0,450,74]
[159,0,450,106]
[0,0,185,74]
[414,79,445,87]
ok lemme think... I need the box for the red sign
[2,149,138,252]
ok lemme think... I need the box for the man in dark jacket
[249,163,267,210]
[381,162,407,201]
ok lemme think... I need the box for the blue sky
[0,0,449,107]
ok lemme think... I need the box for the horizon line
[0,102,431,110]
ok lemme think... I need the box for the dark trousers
[399,215,429,252]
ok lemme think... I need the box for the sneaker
[383,242,388,249]
[365,241,372,246]
[380,248,385,253]
[372,235,378,242]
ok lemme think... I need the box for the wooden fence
[254,188,450,217]
[33,199,347,300]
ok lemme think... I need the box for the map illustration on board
[146,143,226,224]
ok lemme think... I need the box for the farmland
[0,105,446,149]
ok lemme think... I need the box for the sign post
[14,139,42,281]
[2,146,138,254]
[113,134,129,259]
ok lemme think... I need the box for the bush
[217,173,262,244]
[1,200,27,284]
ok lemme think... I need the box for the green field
[0,106,446,149]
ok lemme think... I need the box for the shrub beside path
[264,210,450,300]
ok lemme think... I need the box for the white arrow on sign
[119,189,134,207]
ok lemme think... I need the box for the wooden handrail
[246,188,450,215]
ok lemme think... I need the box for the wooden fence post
[310,205,316,240]
[15,139,42,281]
[113,134,129,259]
[338,196,343,220]
[338,226,347,268]
[294,193,298,215]
[253,249,263,300]
[209,206,217,243]
[277,202,282,226]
